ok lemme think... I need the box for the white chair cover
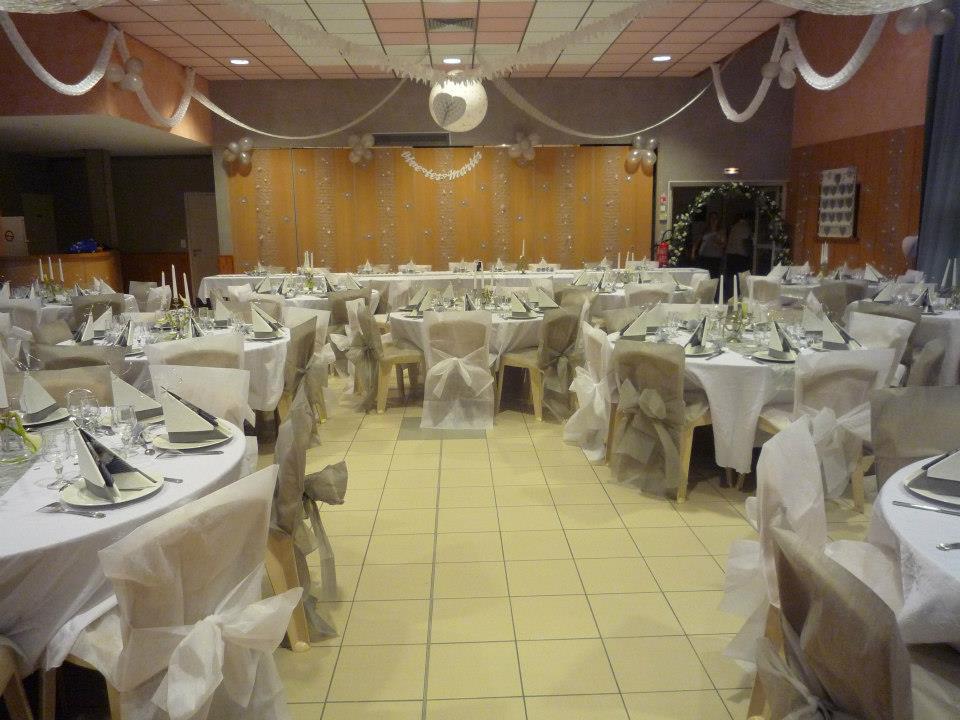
[0,299,42,335]
[145,333,244,370]
[250,294,284,322]
[847,311,916,382]
[564,321,616,461]
[33,344,128,376]
[128,281,157,310]
[145,286,172,312]
[906,338,946,388]
[752,278,782,304]
[421,310,494,430]
[68,466,300,720]
[5,365,114,407]
[624,283,671,307]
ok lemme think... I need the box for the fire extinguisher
[656,241,669,268]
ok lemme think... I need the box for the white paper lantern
[428,77,488,133]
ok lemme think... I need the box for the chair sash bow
[613,380,684,490]
[563,366,613,460]
[345,328,378,410]
[804,404,869,498]
[428,347,493,399]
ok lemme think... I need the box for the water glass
[40,427,71,488]
[66,388,98,431]
[111,405,137,456]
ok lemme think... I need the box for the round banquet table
[389,311,542,362]
[40,294,139,325]
[0,422,246,672]
[868,458,960,646]
[284,289,380,314]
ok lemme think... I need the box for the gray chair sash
[612,379,683,493]
[345,328,378,412]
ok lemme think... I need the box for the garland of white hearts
[401,150,483,182]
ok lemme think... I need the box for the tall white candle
[47,257,53,280]
[58,258,64,283]
[820,243,828,266]
[953,258,959,288]
[183,272,191,307]
[171,265,178,300]
[617,252,621,270]
[521,238,525,257]
[718,274,724,307]
[942,259,952,288]
[38,258,44,282]
[161,270,165,290]
[733,273,739,305]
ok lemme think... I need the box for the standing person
[696,211,725,280]
[724,213,752,298]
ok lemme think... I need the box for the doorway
[184,192,219,296]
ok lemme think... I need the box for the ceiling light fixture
[723,167,740,175]
[442,57,462,65]
[651,55,672,62]
[229,58,250,66]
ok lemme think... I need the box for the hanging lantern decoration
[508,132,539,164]
[429,73,488,133]
[107,56,145,93]
[896,0,954,35]
[223,136,254,172]
[347,133,374,164]
[625,135,658,177]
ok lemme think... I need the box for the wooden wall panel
[119,252,188,289]
[226,146,654,272]
[788,126,924,276]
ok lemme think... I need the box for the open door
[184,191,220,297]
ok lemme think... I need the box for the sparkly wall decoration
[600,146,621,260]
[435,148,456,262]
[491,148,512,261]
[313,149,337,268]
[376,150,398,265]
[817,166,857,238]
[253,151,276,265]
[554,147,575,267]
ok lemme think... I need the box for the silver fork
[156,449,224,458]
[37,502,105,519]
[937,542,960,551]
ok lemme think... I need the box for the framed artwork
[818,166,857,239]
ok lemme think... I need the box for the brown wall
[0,250,121,289]
[118,251,188,289]
[787,12,930,273]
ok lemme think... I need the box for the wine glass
[111,405,137,457]
[65,389,98,431]
[40,427,71,489]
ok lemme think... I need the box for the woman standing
[695,211,725,279]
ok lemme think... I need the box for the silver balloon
[640,149,656,177]
[778,68,797,90]
[528,133,540,146]
[347,134,359,148]
[522,148,535,162]
[238,137,253,153]
[222,149,237,163]
[927,8,955,35]
[348,150,360,163]
[624,152,641,175]
[124,57,144,76]
[361,133,375,148]
[761,61,781,79]
[106,63,125,83]
[645,137,658,152]
[227,141,240,155]
[508,144,522,159]
[119,73,143,92]
[238,151,251,166]
[895,6,926,34]
[632,135,644,149]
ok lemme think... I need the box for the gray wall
[209,30,793,250]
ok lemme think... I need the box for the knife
[893,500,960,517]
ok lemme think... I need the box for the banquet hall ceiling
[89,0,795,80]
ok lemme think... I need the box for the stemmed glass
[66,389,99,431]
[40,427,71,489]
[111,405,137,457]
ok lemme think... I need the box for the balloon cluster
[106,57,145,93]
[223,137,254,169]
[508,132,539,164]
[761,50,797,90]
[624,136,658,177]
[348,134,375,164]
[896,0,955,35]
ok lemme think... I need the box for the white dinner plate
[60,476,163,508]
[151,420,234,451]
[904,472,960,508]
[751,351,797,364]
[22,408,71,429]
[684,345,716,358]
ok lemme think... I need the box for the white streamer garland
[711,30,787,124]
[782,15,888,90]
[401,150,482,181]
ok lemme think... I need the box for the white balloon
[124,57,144,76]
[632,135,644,149]
[779,50,796,72]
[522,148,535,161]
[347,134,359,148]
[927,8,955,35]
[361,133,375,148]
[521,138,532,151]
[106,63,125,83]
[528,133,540,146]
[508,144,522,158]
[778,68,797,90]
[120,73,143,92]
[348,150,360,163]
[238,151,251,166]
[761,61,781,79]
[645,137,658,152]
[895,6,925,34]
[363,148,372,160]
[223,149,237,163]
[428,79,488,132]
[238,137,253,153]
[227,141,240,155]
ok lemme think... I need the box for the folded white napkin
[623,304,665,338]
[251,304,280,338]
[510,294,529,316]
[572,271,586,286]
[873,282,897,302]
[76,425,157,502]
[767,321,797,359]
[863,263,885,282]
[79,311,96,344]
[0,282,9,300]
[213,298,231,326]
[111,373,162,421]
[19,374,58,423]
[534,287,558,308]
[160,388,229,443]
[442,283,455,302]
[685,317,707,352]
[92,307,112,337]
[927,452,960,482]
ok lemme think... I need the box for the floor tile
[688,634,754,689]
[549,484,614,505]
[425,697,526,720]
[718,687,752,719]
[342,600,430,645]
[355,563,433,600]
[674,502,749,527]
[435,531,503,562]
[501,530,572,561]
[557,504,625,530]
[498,505,562,531]
[490,450,543,468]
[379,488,439,510]
[511,595,599,640]
[311,602,352,646]
[393,439,442,454]
[274,646,338,702]
[346,453,393,471]
[605,636,713,692]
[629,527,709,557]
[386,468,441,489]
[437,507,500,533]
[691,525,758,557]
[322,510,377,536]
[505,559,584,596]
[487,437,535,452]
[576,557,658,594]
[345,470,389,490]
[491,467,547,486]
[588,593,684,638]
[543,466,601,485]
[391,453,440,471]
[348,440,396,455]
[320,701,421,720]
[327,645,426,701]
[645,556,727,592]
[430,597,515,643]
[364,533,436,564]
[373,508,437,535]
[324,487,382,511]
[517,639,618,695]
[324,535,369,566]
[525,694,629,720]
[601,482,661,504]
[565,528,640,558]
[622,690,732,719]
[665,591,743,634]
[433,561,508,598]
[537,449,590,467]
[287,703,324,720]
[329,565,362,601]
[438,486,496,508]
[353,428,400,443]
[427,642,522,699]
[494,485,554,506]
[439,467,493,486]
[442,438,488,453]
[440,452,491,469]
[615,504,686,528]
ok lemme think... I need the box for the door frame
[184,191,219,295]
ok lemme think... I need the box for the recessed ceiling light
[651,55,672,63]
[723,167,740,175]
[229,58,250,66]
[442,57,462,65]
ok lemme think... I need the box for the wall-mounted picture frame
[817,166,858,239]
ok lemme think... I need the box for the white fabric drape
[782,15,889,91]
[564,321,616,461]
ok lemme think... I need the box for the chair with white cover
[0,299,42,336]
[906,338,945,387]
[758,348,896,511]
[71,294,125,326]
[694,278,719,304]
[33,344,127,375]
[564,321,616,461]
[127,281,156,310]
[145,332,243,369]
[144,285,171,313]
[33,321,73,346]
[496,308,580,422]
[421,310,494,430]
[751,278,781,305]
[5,365,114,407]
[811,282,849,321]
[269,386,348,651]
[225,284,256,318]
[608,341,710,501]
[624,283,671,307]
[847,311,916,385]
[0,638,32,720]
[748,527,960,720]
[251,294,284,323]
[276,309,317,419]
[352,308,422,414]
[57,466,300,720]
[282,306,334,421]
[870,386,960,487]
[328,289,372,333]
[557,287,597,314]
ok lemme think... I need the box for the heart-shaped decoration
[432,93,467,126]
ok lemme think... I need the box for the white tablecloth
[868,459,960,645]
[284,290,380,315]
[0,426,246,671]
[41,295,139,325]
[389,312,542,361]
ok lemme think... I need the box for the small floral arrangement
[0,411,39,453]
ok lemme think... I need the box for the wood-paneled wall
[118,252,189,290]
[787,126,924,276]
[226,146,654,272]
[0,251,121,288]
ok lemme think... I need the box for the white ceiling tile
[429,44,475,53]
[474,43,520,53]
[322,19,376,33]
[531,2,590,19]
[310,3,370,19]
[385,45,429,55]
[270,5,317,20]
[521,31,563,43]
[341,33,383,45]
[526,17,579,31]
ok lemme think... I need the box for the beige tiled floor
[276,382,871,720]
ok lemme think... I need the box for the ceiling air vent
[374,132,451,147]
[426,17,475,32]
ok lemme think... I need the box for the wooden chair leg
[851,453,873,514]
[394,364,406,401]
[677,425,696,503]
[2,678,33,720]
[276,392,291,420]
[266,530,311,653]
[409,362,420,390]
[40,668,56,720]
[376,362,392,414]
[529,368,544,422]
[495,364,506,413]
